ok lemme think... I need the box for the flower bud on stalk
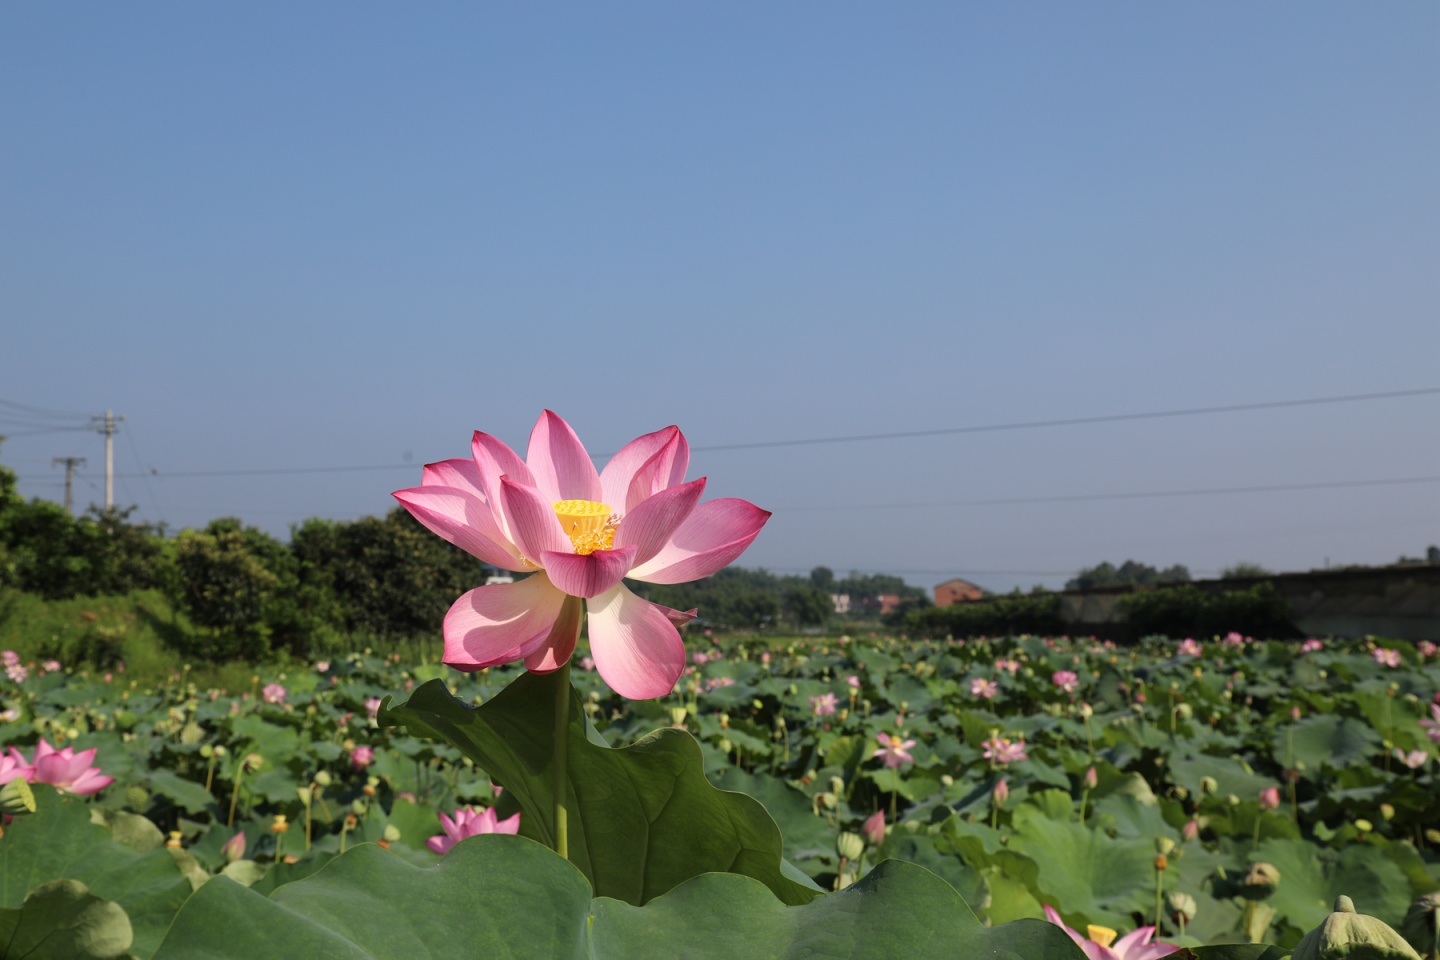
[862,810,886,847]
[1240,863,1281,901]
[1399,892,1439,960]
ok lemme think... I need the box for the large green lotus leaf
[710,767,835,866]
[1008,804,1157,930]
[0,879,134,960]
[1277,715,1382,775]
[0,787,193,959]
[151,836,1088,960]
[1167,754,1275,800]
[1253,837,1415,941]
[382,673,818,905]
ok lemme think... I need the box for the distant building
[830,593,851,614]
[934,578,984,607]
[877,594,902,616]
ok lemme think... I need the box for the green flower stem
[553,661,571,860]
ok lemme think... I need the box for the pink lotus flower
[982,734,1028,766]
[1393,748,1428,770]
[1176,639,1202,657]
[1043,905,1179,960]
[995,658,1021,674]
[970,677,999,699]
[810,692,839,717]
[1300,638,1324,652]
[262,683,287,705]
[992,777,1009,805]
[1420,703,1440,745]
[1052,670,1080,694]
[222,831,247,863]
[364,697,383,720]
[1419,640,1437,658]
[425,805,521,855]
[350,745,375,768]
[872,731,917,768]
[1371,648,1402,668]
[6,663,28,683]
[0,750,31,784]
[1258,786,1280,811]
[0,651,17,667]
[862,810,886,846]
[394,412,768,700]
[23,739,114,795]
[1221,632,1247,648]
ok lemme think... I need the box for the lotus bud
[1240,862,1281,900]
[350,799,366,815]
[1200,776,1219,795]
[829,776,845,796]
[296,786,312,804]
[213,745,227,758]
[836,832,864,861]
[1292,896,1422,960]
[1259,786,1281,811]
[199,744,214,758]
[820,792,838,810]
[242,753,264,772]
[1183,819,1200,842]
[1156,836,1176,856]
[383,824,401,843]
[1291,705,1302,721]
[993,778,1009,805]
[718,713,730,729]
[1355,819,1374,834]
[1169,891,1198,925]
[1399,892,1439,959]
[862,810,886,847]
[0,778,36,816]
[1078,702,1094,718]
[718,737,732,754]
[125,785,149,809]
[1083,766,1098,790]
[1428,829,1440,845]
[313,770,332,787]
[669,707,687,726]
[1174,785,1190,801]
[940,774,954,788]
[222,831,246,863]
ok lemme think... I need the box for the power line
[0,398,91,421]
[777,475,1440,512]
[690,386,1440,452]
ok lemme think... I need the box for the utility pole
[91,409,124,510]
[51,457,87,513]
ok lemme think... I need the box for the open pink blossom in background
[873,731,917,768]
[394,411,769,699]
[425,805,522,855]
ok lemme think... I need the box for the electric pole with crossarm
[51,456,87,513]
[91,409,124,509]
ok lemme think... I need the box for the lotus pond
[1,631,1438,959]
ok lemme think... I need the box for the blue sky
[3,3,1437,593]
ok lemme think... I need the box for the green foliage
[1222,562,1274,579]
[1066,559,1192,591]
[1119,582,1298,639]
[291,508,485,641]
[905,592,1063,638]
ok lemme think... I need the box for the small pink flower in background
[222,831,247,863]
[692,652,710,666]
[1082,766,1098,790]
[1221,632,1247,648]
[761,652,771,666]
[845,675,861,689]
[1418,640,1437,658]
[969,677,999,700]
[1393,748,1427,770]
[1420,703,1440,745]
[41,660,62,673]
[992,777,1009,806]
[1176,639,1202,657]
[1043,904,1179,960]
[579,656,596,672]
[1052,671,1079,694]
[0,652,17,667]
[862,810,886,846]
[982,734,1028,766]
[425,806,521,855]
[1300,638,1324,652]
[1258,786,1281,811]
[0,708,19,723]
[704,675,735,691]
[810,692,838,717]
[6,664,28,684]
[1371,648,1402,668]
[873,731,916,768]
[392,411,769,700]
[1182,819,1199,842]
[24,739,114,795]
[364,698,383,720]
[995,658,1020,675]
[262,683,287,705]
[315,660,330,672]
[350,745,375,768]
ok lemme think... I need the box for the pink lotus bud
[222,831,246,863]
[862,810,886,846]
[993,777,1009,805]
[1259,786,1281,811]
[1082,766,1098,790]
[1182,819,1199,842]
